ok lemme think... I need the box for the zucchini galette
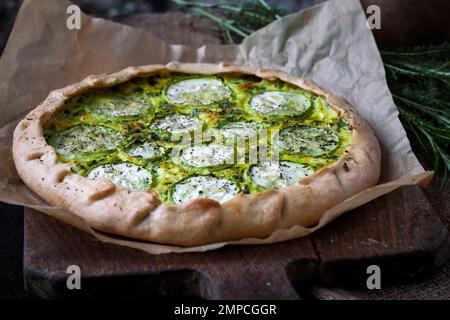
[13,63,380,246]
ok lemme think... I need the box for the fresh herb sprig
[381,44,450,185]
[171,0,286,43]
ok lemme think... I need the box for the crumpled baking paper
[0,0,432,254]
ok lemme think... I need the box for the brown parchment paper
[0,0,433,254]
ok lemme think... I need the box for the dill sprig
[171,0,286,43]
[382,44,450,185]
[171,1,450,183]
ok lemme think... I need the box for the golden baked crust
[12,62,381,246]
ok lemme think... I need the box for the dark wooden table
[20,12,449,300]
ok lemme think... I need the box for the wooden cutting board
[23,12,449,299]
[24,186,448,299]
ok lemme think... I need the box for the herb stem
[191,7,250,38]
[380,48,450,56]
[384,61,450,78]
[392,94,450,118]
[171,0,241,12]
[384,62,425,77]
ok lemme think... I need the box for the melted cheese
[250,161,313,188]
[90,95,149,117]
[127,141,164,159]
[166,78,231,106]
[219,122,259,139]
[87,163,152,191]
[172,176,238,203]
[249,91,310,116]
[49,125,123,157]
[152,114,203,135]
[180,144,235,167]
[277,126,340,156]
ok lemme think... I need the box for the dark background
[0,0,449,300]
[2,0,450,53]
[0,0,312,54]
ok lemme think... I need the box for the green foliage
[381,44,450,185]
[171,0,286,43]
